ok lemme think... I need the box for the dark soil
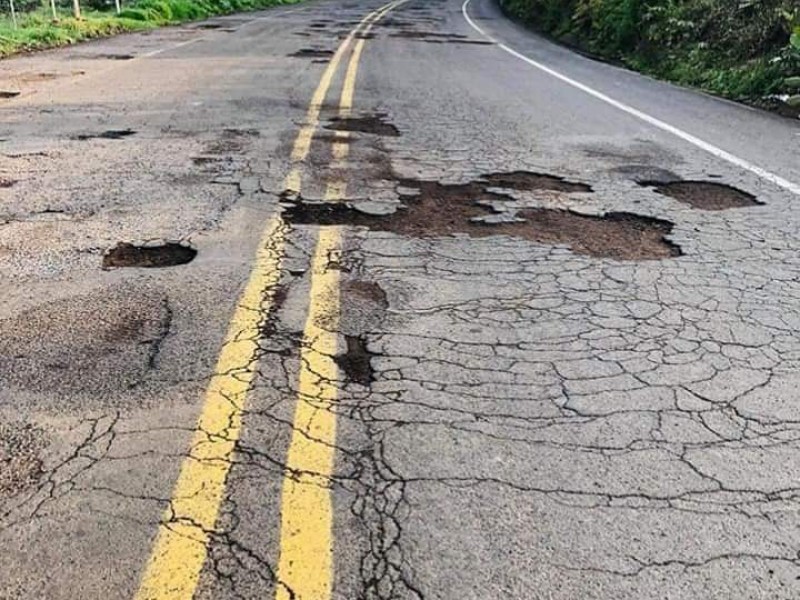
[283,175,680,261]
[290,48,335,59]
[639,180,762,210]
[103,242,197,268]
[389,31,491,44]
[481,171,592,193]
[74,129,135,141]
[325,114,400,137]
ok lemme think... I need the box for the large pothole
[289,48,334,59]
[283,174,679,260]
[103,242,197,268]
[639,180,761,210]
[73,129,136,141]
[325,114,400,137]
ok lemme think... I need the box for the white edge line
[461,0,800,197]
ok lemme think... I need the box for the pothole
[0,178,16,188]
[102,242,197,268]
[0,91,21,99]
[93,53,135,60]
[389,31,491,44]
[290,48,334,59]
[325,114,400,137]
[283,176,680,260]
[639,180,761,210]
[335,335,374,386]
[74,129,136,141]
[0,421,47,498]
[480,171,592,193]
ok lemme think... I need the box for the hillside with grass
[0,0,299,57]
[499,0,800,116]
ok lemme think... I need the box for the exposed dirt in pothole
[0,421,47,498]
[481,171,592,193]
[335,335,373,386]
[290,48,334,59]
[73,129,136,141]
[389,30,491,44]
[638,180,762,210]
[92,53,135,60]
[325,114,400,137]
[0,91,20,99]
[284,175,680,260]
[103,242,197,268]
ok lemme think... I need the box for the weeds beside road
[0,0,300,58]
[499,0,800,117]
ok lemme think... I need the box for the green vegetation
[0,0,300,57]
[499,0,800,112]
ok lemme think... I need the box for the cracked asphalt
[2,0,800,598]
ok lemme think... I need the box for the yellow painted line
[134,216,287,600]
[274,3,404,599]
[132,3,400,600]
[274,224,343,600]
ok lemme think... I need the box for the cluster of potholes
[93,117,764,267]
[283,173,681,261]
[280,110,765,261]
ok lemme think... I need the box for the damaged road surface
[1,0,799,599]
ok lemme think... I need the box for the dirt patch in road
[639,180,762,210]
[91,53,135,60]
[103,242,197,268]
[481,171,592,193]
[284,175,680,260]
[389,31,492,44]
[0,421,47,498]
[290,48,334,59]
[73,129,136,141]
[325,114,400,137]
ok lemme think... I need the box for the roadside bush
[499,0,799,105]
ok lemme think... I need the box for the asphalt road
[2,0,800,598]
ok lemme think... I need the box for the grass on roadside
[0,0,300,58]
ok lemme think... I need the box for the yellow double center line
[133,3,403,600]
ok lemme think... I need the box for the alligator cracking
[282,173,680,260]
